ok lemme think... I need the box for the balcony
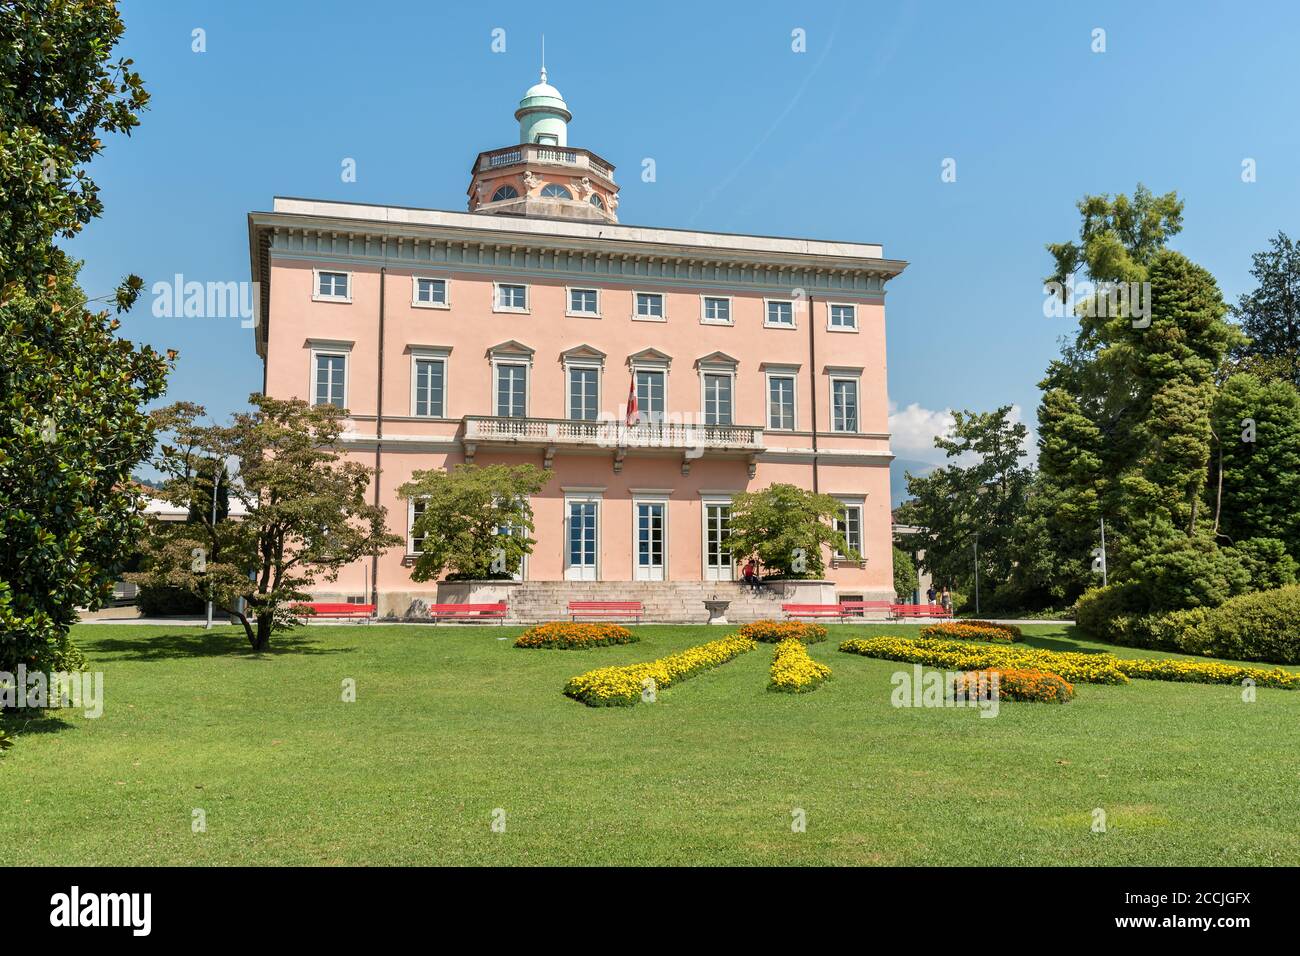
[476,144,616,183]
[461,415,763,476]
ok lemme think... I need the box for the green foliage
[892,546,917,602]
[134,585,204,617]
[1176,585,1300,664]
[1225,537,1298,591]
[1128,534,1250,613]
[131,396,401,651]
[724,483,850,578]
[0,0,149,293]
[1229,231,1300,385]
[398,463,551,581]
[897,406,1031,595]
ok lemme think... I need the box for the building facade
[247,70,907,618]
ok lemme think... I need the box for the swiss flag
[625,376,638,427]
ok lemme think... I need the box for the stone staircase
[507,580,793,624]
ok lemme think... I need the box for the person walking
[926,585,936,605]
[941,586,952,612]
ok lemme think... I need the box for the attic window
[491,185,519,202]
[541,183,572,199]
[536,134,559,145]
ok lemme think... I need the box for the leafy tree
[892,546,917,602]
[725,483,851,579]
[896,407,1031,596]
[132,396,401,651]
[397,464,551,581]
[1230,231,1300,385]
[0,0,161,675]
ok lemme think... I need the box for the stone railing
[462,415,762,451]
[477,144,615,182]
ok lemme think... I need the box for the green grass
[3,621,1299,865]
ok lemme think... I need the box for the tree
[892,546,917,602]
[1230,231,1300,385]
[0,0,161,676]
[725,483,851,579]
[132,396,401,651]
[397,464,551,581]
[896,406,1031,597]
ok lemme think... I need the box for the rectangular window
[702,296,731,324]
[829,303,857,329]
[835,505,863,558]
[568,288,599,316]
[314,353,346,408]
[765,299,794,327]
[496,283,528,311]
[568,366,599,421]
[316,271,349,300]
[496,363,527,417]
[414,277,448,307]
[566,499,598,581]
[409,499,427,553]
[702,373,733,426]
[413,357,445,417]
[768,375,796,430]
[635,369,666,422]
[635,292,665,320]
[832,378,859,432]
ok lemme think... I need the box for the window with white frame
[834,502,863,559]
[412,356,446,417]
[829,303,857,330]
[495,362,527,417]
[568,288,600,316]
[702,371,733,426]
[313,352,347,408]
[765,299,795,327]
[315,270,350,301]
[831,376,860,432]
[634,368,666,422]
[568,364,599,421]
[408,498,427,554]
[413,277,448,308]
[495,283,528,312]
[767,374,796,430]
[634,292,665,320]
[701,296,732,324]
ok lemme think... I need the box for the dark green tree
[1230,231,1300,385]
[725,483,851,579]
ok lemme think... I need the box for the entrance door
[704,502,733,581]
[565,499,598,581]
[635,502,665,581]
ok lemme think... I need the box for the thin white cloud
[888,401,1038,468]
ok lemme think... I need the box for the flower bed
[564,634,758,706]
[952,668,1074,703]
[514,622,638,649]
[768,638,831,693]
[738,620,828,644]
[920,620,1021,643]
[838,636,1300,689]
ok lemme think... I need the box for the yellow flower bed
[839,636,1300,690]
[920,620,1020,643]
[738,620,828,644]
[514,622,638,649]
[564,634,758,707]
[839,636,1128,684]
[768,638,831,693]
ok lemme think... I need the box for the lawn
[2,621,1299,865]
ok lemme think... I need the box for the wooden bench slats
[428,602,507,624]
[567,601,643,621]
[293,602,375,618]
[782,602,953,621]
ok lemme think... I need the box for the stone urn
[703,597,731,625]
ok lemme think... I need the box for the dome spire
[540,35,547,84]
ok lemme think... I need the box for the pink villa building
[246,69,907,621]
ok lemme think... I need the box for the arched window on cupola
[491,185,519,202]
[589,194,604,209]
[540,183,572,199]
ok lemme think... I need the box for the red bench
[427,602,508,624]
[782,603,852,620]
[891,603,953,619]
[836,600,895,618]
[568,600,643,622]
[293,602,375,620]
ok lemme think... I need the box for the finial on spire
[540,35,547,84]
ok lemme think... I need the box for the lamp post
[204,457,229,630]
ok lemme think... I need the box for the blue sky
[68,1,1300,499]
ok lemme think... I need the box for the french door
[704,502,733,581]
[635,502,666,581]
[565,499,598,581]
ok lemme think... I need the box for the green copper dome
[515,67,571,146]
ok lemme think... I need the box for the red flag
[625,376,638,427]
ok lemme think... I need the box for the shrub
[920,620,1021,643]
[737,620,827,644]
[1073,583,1143,644]
[515,622,637,649]
[135,584,205,617]
[768,638,831,693]
[952,668,1074,703]
[1174,585,1300,664]
[564,634,757,707]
